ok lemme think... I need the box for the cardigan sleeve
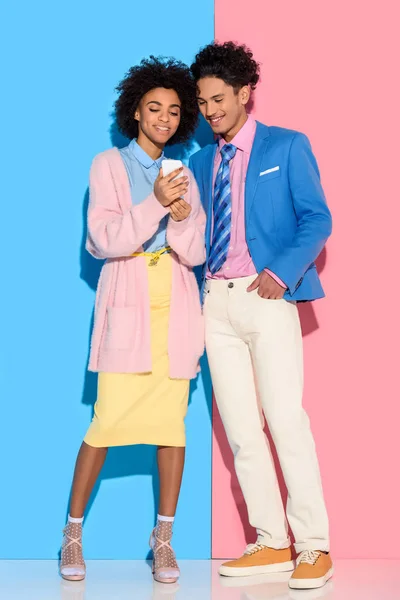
[166,167,206,268]
[86,153,169,259]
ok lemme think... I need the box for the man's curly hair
[191,41,260,91]
[115,56,199,144]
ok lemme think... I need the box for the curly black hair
[191,41,260,91]
[115,56,199,145]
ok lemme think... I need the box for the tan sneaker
[289,550,333,589]
[219,543,295,577]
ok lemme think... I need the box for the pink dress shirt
[207,115,286,288]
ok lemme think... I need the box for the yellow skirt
[84,253,189,448]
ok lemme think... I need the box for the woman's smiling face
[135,87,182,146]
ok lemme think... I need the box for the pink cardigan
[86,148,206,379]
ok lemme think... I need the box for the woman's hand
[154,168,189,207]
[169,199,192,222]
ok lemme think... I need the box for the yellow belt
[132,246,172,267]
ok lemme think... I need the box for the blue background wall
[0,1,213,559]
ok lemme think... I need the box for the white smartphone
[161,159,183,180]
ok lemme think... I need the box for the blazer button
[228,282,234,289]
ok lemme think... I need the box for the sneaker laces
[244,542,266,555]
[297,550,321,565]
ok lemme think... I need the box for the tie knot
[220,143,237,162]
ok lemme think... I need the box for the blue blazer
[189,121,332,302]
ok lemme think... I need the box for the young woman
[60,57,206,584]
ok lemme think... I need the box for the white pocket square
[260,166,280,176]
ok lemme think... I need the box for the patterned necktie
[208,143,237,274]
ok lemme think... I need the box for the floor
[0,560,398,600]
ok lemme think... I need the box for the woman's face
[135,87,181,146]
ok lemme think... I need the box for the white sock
[68,515,84,524]
[157,514,175,523]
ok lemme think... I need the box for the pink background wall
[212,1,400,559]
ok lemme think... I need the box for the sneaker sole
[288,566,334,589]
[219,571,293,587]
[219,560,295,577]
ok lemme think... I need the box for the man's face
[196,77,249,138]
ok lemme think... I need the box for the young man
[189,42,333,591]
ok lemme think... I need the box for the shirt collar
[128,139,164,168]
[218,114,256,154]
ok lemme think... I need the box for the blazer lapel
[245,122,271,225]
[202,143,218,256]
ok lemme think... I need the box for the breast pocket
[258,167,281,184]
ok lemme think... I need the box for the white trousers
[204,276,330,553]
